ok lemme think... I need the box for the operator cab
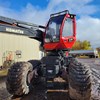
[44,10,76,51]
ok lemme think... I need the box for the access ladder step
[46,81,67,89]
[47,89,68,93]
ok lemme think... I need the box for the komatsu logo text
[6,28,24,34]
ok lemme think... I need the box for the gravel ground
[0,76,11,100]
[79,58,100,70]
[0,58,100,100]
[79,58,100,100]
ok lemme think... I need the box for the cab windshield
[62,18,73,37]
[45,15,65,43]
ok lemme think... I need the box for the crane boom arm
[0,16,45,29]
[0,16,45,42]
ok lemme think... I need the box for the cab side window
[62,18,73,37]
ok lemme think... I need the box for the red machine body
[44,10,76,51]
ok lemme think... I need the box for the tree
[72,40,91,50]
[96,47,100,57]
[72,40,81,50]
[81,40,91,50]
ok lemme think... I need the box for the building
[0,16,43,67]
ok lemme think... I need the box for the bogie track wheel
[68,58,91,100]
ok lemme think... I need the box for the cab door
[60,15,76,49]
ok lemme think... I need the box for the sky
[0,0,100,48]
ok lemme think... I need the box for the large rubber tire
[28,60,41,69]
[68,58,91,100]
[6,62,33,96]
[28,60,42,76]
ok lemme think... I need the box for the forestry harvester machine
[0,10,92,100]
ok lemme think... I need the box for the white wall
[0,32,40,66]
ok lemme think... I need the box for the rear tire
[28,60,41,69]
[68,58,91,100]
[6,62,33,96]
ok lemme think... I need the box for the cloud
[46,0,98,16]
[0,0,98,24]
[77,16,100,48]
[0,0,100,48]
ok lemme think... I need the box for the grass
[0,69,8,77]
[78,56,89,58]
